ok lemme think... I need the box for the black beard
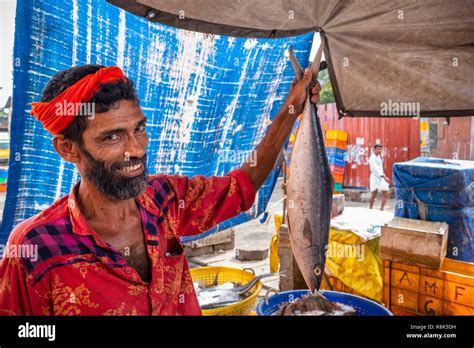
[81,148,148,200]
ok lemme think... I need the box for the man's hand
[283,68,322,117]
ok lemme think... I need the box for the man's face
[79,99,149,200]
[375,147,382,155]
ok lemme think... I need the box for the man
[369,144,389,210]
[0,64,320,315]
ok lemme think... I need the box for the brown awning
[108,0,474,117]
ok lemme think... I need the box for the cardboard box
[382,259,474,315]
[381,217,448,269]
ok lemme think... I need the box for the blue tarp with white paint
[393,157,474,262]
[0,0,313,243]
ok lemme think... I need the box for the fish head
[293,246,326,292]
[299,262,324,292]
[310,264,324,292]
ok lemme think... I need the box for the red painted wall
[427,117,472,160]
[318,103,421,188]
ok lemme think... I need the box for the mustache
[110,155,147,171]
[80,148,149,200]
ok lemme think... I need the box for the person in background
[369,144,389,210]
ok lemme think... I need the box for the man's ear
[53,135,81,163]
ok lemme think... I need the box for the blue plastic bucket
[257,290,392,316]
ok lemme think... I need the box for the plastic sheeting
[273,208,392,302]
[393,157,474,262]
[0,0,314,244]
[109,0,474,118]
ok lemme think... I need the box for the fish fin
[303,218,313,246]
[274,149,285,169]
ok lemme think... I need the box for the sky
[0,0,16,107]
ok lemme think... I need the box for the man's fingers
[311,82,321,94]
[289,77,297,91]
[296,68,312,88]
[311,86,321,94]
[310,81,321,104]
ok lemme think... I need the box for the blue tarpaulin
[0,0,314,244]
[393,157,474,262]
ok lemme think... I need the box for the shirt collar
[67,180,160,242]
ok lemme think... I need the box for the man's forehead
[88,100,144,131]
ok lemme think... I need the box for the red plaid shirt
[0,170,255,315]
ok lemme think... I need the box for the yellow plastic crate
[326,129,348,142]
[190,267,262,316]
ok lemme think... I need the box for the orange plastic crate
[333,173,344,184]
[325,139,347,150]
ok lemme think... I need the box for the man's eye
[136,124,146,132]
[104,134,119,141]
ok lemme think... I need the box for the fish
[273,292,356,316]
[286,41,333,292]
[194,281,241,309]
[194,273,278,309]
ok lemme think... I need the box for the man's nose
[124,133,146,159]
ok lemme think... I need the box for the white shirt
[369,153,384,178]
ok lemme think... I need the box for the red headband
[30,66,127,135]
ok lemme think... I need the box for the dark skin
[53,100,151,282]
[53,70,320,283]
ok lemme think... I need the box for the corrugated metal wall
[426,117,472,160]
[318,103,421,188]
